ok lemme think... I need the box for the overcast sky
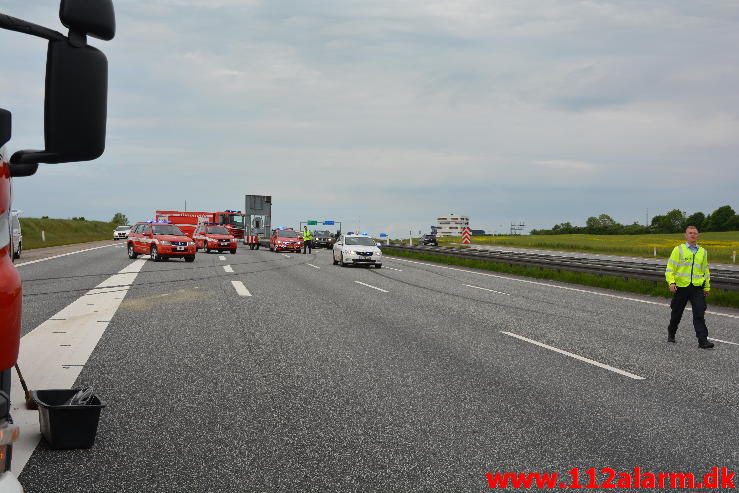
[2,1,738,236]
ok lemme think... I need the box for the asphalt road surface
[11,242,739,492]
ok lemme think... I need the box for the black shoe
[667,334,676,343]
[698,339,715,349]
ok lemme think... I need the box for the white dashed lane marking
[231,281,252,297]
[223,265,234,273]
[465,284,510,296]
[501,331,645,380]
[354,281,388,293]
[307,264,320,269]
[709,337,739,346]
[219,255,226,261]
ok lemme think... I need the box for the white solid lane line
[15,244,117,267]
[465,284,510,296]
[501,331,645,381]
[231,280,252,297]
[384,266,403,272]
[10,259,147,473]
[389,258,739,320]
[709,337,739,346]
[354,281,388,293]
[219,255,226,261]
[223,265,234,273]
[307,264,320,269]
[282,254,291,258]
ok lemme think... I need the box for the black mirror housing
[60,0,115,41]
[0,109,10,148]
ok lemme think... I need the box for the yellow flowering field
[439,232,739,264]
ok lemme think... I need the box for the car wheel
[333,252,338,265]
[150,245,160,262]
[340,253,346,267]
[269,246,274,252]
[13,242,21,259]
[256,244,260,250]
[127,244,138,259]
[375,264,382,269]
[185,256,195,262]
[230,249,237,254]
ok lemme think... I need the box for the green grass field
[438,232,739,264]
[19,217,116,250]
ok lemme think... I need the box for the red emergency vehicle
[193,223,237,254]
[155,210,245,239]
[269,228,304,253]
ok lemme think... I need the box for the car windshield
[152,225,184,235]
[206,226,230,235]
[116,226,130,231]
[314,230,330,236]
[278,231,300,238]
[345,236,376,246]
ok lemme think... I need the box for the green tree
[111,212,129,225]
[651,209,685,233]
[685,212,705,230]
[704,205,735,231]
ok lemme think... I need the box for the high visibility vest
[303,230,313,241]
[665,244,710,291]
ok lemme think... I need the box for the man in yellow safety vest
[302,226,313,254]
[665,225,714,349]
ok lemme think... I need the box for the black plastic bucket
[32,389,105,449]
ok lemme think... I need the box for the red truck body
[0,159,22,372]
[155,210,244,239]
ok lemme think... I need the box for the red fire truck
[154,210,245,239]
[1,2,115,485]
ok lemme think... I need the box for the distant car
[10,211,21,259]
[312,230,334,249]
[127,222,197,262]
[270,229,303,253]
[113,225,131,240]
[422,234,438,246]
[193,223,237,254]
[333,234,382,268]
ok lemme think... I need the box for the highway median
[382,246,739,310]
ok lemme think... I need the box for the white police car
[113,225,131,240]
[332,234,382,268]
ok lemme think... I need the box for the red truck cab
[1,1,116,483]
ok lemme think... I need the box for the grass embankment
[19,218,115,250]
[383,247,739,310]
[438,232,739,264]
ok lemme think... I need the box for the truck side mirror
[0,109,10,148]
[9,0,115,174]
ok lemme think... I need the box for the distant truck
[243,195,272,250]
[154,210,245,239]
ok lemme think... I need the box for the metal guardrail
[383,245,739,291]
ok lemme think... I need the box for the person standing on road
[665,225,714,349]
[302,226,313,254]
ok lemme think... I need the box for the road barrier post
[42,230,45,242]
[653,247,656,257]
[733,251,736,263]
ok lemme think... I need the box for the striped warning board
[461,227,471,244]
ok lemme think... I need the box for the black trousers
[668,285,709,340]
[303,239,312,254]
